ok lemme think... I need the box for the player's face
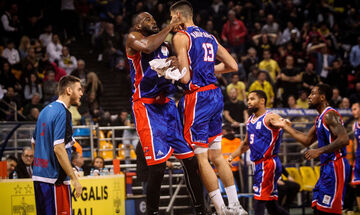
[70,82,83,106]
[308,86,321,109]
[141,13,159,34]
[248,92,262,114]
[352,103,360,119]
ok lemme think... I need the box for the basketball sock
[208,189,225,214]
[146,162,166,214]
[181,157,206,214]
[225,185,239,206]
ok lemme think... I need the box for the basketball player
[32,75,83,215]
[170,1,247,214]
[272,84,350,215]
[351,102,360,210]
[126,12,206,215]
[229,90,289,215]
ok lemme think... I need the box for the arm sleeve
[54,109,66,145]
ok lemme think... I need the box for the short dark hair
[58,75,81,95]
[317,84,332,102]
[71,152,80,162]
[170,0,193,18]
[250,90,267,106]
[7,155,18,163]
[92,156,105,167]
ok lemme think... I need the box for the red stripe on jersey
[127,52,143,101]
[263,116,280,158]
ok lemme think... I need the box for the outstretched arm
[271,117,317,147]
[229,133,250,161]
[214,43,238,74]
[172,32,191,84]
[305,111,349,159]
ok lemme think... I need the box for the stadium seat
[314,166,320,180]
[299,166,317,191]
[285,167,303,191]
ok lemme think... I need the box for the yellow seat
[93,130,114,159]
[314,166,320,180]
[299,166,317,191]
[285,167,303,191]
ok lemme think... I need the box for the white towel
[149,58,187,82]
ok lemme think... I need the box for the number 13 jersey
[179,26,218,91]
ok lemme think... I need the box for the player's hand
[72,179,82,198]
[304,148,321,160]
[166,56,179,69]
[227,155,233,168]
[169,16,185,32]
[270,117,291,128]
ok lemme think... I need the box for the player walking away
[32,75,83,215]
[351,102,360,210]
[272,84,350,215]
[170,1,247,214]
[126,12,206,215]
[229,90,289,215]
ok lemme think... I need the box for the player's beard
[247,107,259,115]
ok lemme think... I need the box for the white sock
[208,189,225,214]
[225,185,239,206]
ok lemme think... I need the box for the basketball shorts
[351,157,360,185]
[178,84,223,148]
[253,156,282,201]
[132,97,194,166]
[312,157,350,214]
[33,181,72,215]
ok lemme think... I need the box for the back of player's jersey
[316,107,346,164]
[354,122,360,157]
[127,43,176,101]
[246,111,283,162]
[181,26,218,90]
[32,100,73,184]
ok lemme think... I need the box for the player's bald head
[133,12,150,26]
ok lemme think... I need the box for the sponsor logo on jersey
[256,121,261,129]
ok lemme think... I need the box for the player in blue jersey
[126,12,206,215]
[351,102,360,210]
[229,90,289,215]
[170,1,247,214]
[32,75,83,215]
[272,84,350,215]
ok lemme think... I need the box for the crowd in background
[1,0,360,126]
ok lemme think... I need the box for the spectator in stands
[0,62,18,89]
[261,14,280,35]
[91,156,105,176]
[71,152,84,172]
[22,93,42,117]
[252,34,277,59]
[280,21,300,45]
[43,70,57,105]
[0,2,19,44]
[296,91,309,109]
[2,41,20,65]
[350,37,360,69]
[12,147,33,178]
[249,70,274,107]
[278,55,302,105]
[205,20,220,42]
[0,86,23,120]
[242,47,258,73]
[86,72,103,118]
[277,168,300,212]
[59,46,77,75]
[24,73,42,100]
[327,59,348,96]
[302,62,320,94]
[18,36,31,59]
[221,9,247,56]
[350,82,360,105]
[258,49,280,83]
[22,47,39,71]
[46,34,63,62]
[69,105,82,125]
[221,124,242,187]
[39,24,53,48]
[340,97,350,109]
[6,155,17,178]
[71,59,88,85]
[61,0,78,43]
[226,73,246,103]
[287,95,300,108]
[330,88,342,108]
[224,88,248,129]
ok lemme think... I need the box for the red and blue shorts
[312,157,350,214]
[132,96,194,166]
[253,156,282,201]
[178,84,223,148]
[33,181,72,215]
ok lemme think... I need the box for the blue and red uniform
[351,121,360,185]
[247,111,283,200]
[32,100,74,215]
[127,43,194,166]
[177,26,222,147]
[312,107,350,214]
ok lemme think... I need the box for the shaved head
[133,12,150,26]
[131,12,159,34]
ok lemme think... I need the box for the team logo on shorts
[322,195,331,205]
[157,150,164,156]
[256,122,261,129]
[253,186,259,192]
